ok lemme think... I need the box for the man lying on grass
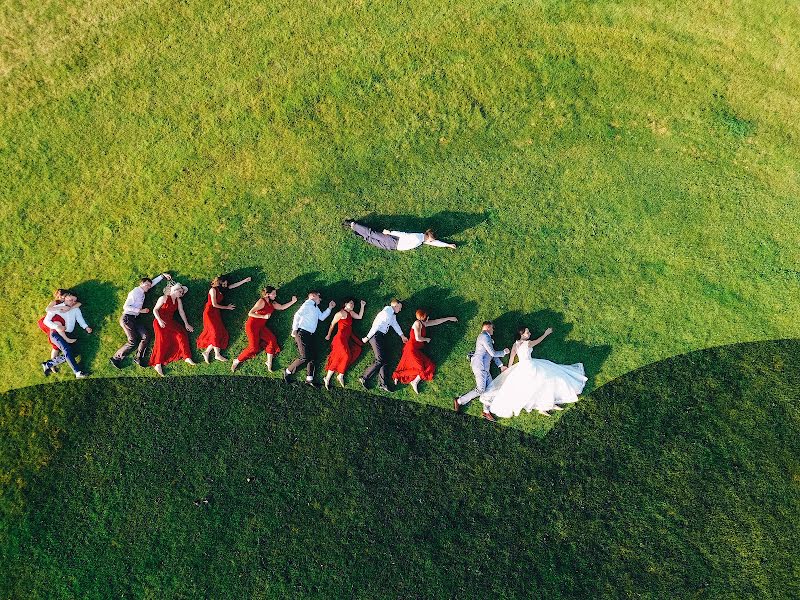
[343,219,456,251]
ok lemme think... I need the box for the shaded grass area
[1,0,800,397]
[2,340,798,597]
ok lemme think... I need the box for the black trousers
[114,314,151,360]
[361,332,388,386]
[287,329,316,378]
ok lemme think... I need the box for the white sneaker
[75,371,88,379]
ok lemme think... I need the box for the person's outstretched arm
[352,300,367,320]
[424,239,456,249]
[177,298,194,332]
[424,316,457,327]
[227,277,252,290]
[529,327,553,348]
[74,308,92,333]
[272,296,298,311]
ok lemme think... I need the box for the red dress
[325,313,363,374]
[196,289,229,349]
[38,314,65,350]
[150,296,192,365]
[237,301,281,362]
[392,323,435,383]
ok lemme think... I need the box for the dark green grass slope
[2,340,799,597]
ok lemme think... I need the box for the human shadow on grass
[70,280,118,373]
[492,309,612,395]
[356,210,489,240]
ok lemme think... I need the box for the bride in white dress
[482,326,587,418]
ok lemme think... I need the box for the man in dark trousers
[359,299,408,392]
[110,272,172,368]
[284,291,336,386]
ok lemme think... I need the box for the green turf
[1,0,799,422]
[1,339,798,597]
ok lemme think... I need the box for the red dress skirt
[150,296,192,365]
[325,314,363,374]
[38,314,65,350]
[392,324,435,383]
[237,302,280,362]
[196,289,229,349]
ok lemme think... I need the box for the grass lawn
[1,340,798,597]
[1,0,799,432]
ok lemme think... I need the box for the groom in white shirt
[285,291,336,386]
[359,299,408,392]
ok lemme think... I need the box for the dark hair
[343,297,356,307]
[309,290,321,296]
[482,320,493,327]
[415,308,429,321]
[54,288,69,300]
[140,278,153,285]
[424,228,435,239]
[515,326,529,341]
[211,275,228,288]
[260,286,277,300]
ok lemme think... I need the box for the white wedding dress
[482,341,587,418]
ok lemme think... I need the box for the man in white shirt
[284,291,336,386]
[343,220,456,251]
[110,273,172,369]
[358,299,408,392]
[41,293,92,378]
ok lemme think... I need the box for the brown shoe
[482,411,496,422]
[453,398,462,412]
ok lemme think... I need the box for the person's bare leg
[265,353,274,372]
[337,373,345,387]
[201,345,213,363]
[410,375,421,394]
[185,358,197,366]
[213,347,227,362]
[231,359,240,372]
[154,364,164,377]
[323,370,334,389]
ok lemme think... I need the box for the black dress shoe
[358,376,367,388]
[41,362,51,376]
[453,398,462,413]
[133,356,145,368]
[283,370,293,383]
[109,357,123,370]
[306,380,319,388]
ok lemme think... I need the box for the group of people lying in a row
[39,273,587,420]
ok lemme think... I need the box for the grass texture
[0,0,799,418]
[1,339,799,597]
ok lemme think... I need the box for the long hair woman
[150,282,196,376]
[231,286,297,372]
[392,308,457,393]
[196,274,251,362]
[322,298,366,389]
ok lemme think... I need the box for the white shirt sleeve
[364,311,386,340]
[318,306,332,322]
[424,239,451,248]
[74,308,89,330]
[389,312,403,337]
[291,304,305,332]
[151,274,164,286]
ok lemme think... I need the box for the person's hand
[140,308,150,314]
[292,330,297,337]
[545,327,553,336]
[291,296,297,302]
[86,327,93,334]
[401,335,409,343]
[362,337,369,344]
[449,244,456,249]
[163,273,173,281]
[243,277,252,283]
[328,300,336,309]
[450,317,458,322]
[382,229,390,235]
[185,324,194,333]
[227,304,236,310]
[503,348,510,355]
[325,335,331,341]
[158,320,166,329]
[500,365,508,372]
[64,335,76,344]
[360,300,366,306]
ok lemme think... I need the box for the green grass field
[2,0,799,421]
[2,340,798,597]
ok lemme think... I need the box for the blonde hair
[390,298,401,307]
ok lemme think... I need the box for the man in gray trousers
[454,321,509,421]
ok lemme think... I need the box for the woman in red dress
[392,309,458,393]
[197,275,252,363]
[231,286,297,372]
[322,298,366,389]
[150,283,197,376]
